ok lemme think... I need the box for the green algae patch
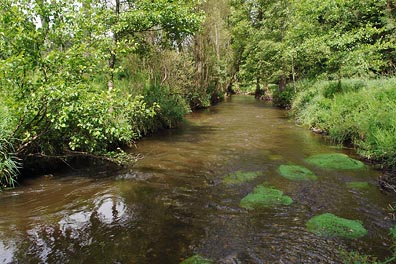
[240,185,293,210]
[305,153,364,170]
[279,165,318,181]
[306,213,367,239]
[268,154,283,161]
[223,171,261,184]
[180,255,213,264]
[346,182,370,189]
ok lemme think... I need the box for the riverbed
[0,96,394,263]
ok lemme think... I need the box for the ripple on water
[0,96,395,263]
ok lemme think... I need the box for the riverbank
[1,95,393,263]
[0,81,222,191]
[274,78,396,190]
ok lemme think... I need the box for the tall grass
[0,138,20,190]
[292,78,396,168]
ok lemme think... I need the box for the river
[0,95,394,263]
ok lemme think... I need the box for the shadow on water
[0,95,395,263]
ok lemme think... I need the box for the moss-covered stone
[305,153,364,170]
[240,185,293,210]
[279,165,318,181]
[346,182,370,189]
[180,255,213,264]
[306,213,367,239]
[223,171,261,184]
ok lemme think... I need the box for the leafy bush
[272,86,295,108]
[143,84,190,130]
[12,83,159,155]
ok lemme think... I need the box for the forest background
[1,0,395,190]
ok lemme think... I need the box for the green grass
[0,138,20,190]
[292,78,396,169]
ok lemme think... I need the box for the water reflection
[0,181,132,263]
[0,96,395,263]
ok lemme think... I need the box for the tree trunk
[255,77,262,98]
[278,75,286,91]
[108,0,120,91]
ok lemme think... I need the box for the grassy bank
[284,78,396,170]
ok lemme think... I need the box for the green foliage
[306,213,368,239]
[293,78,396,168]
[223,171,261,184]
[229,0,396,95]
[0,138,20,190]
[180,255,214,264]
[143,84,190,129]
[279,165,318,181]
[272,86,295,108]
[240,185,293,210]
[305,153,364,170]
[0,0,204,185]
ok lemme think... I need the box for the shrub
[143,84,190,130]
[272,86,295,108]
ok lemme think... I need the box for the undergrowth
[291,78,396,169]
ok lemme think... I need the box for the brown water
[0,95,395,263]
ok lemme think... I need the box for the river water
[0,96,395,263]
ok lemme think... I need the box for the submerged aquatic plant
[305,153,364,170]
[180,255,213,264]
[223,171,261,184]
[240,185,293,210]
[279,165,318,181]
[306,213,367,239]
[346,182,370,189]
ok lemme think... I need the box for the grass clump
[180,255,213,264]
[305,153,364,170]
[346,182,370,189]
[292,78,396,169]
[306,213,367,239]
[279,165,318,181]
[0,138,20,190]
[240,185,293,210]
[223,171,261,184]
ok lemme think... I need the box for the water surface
[0,96,394,263]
